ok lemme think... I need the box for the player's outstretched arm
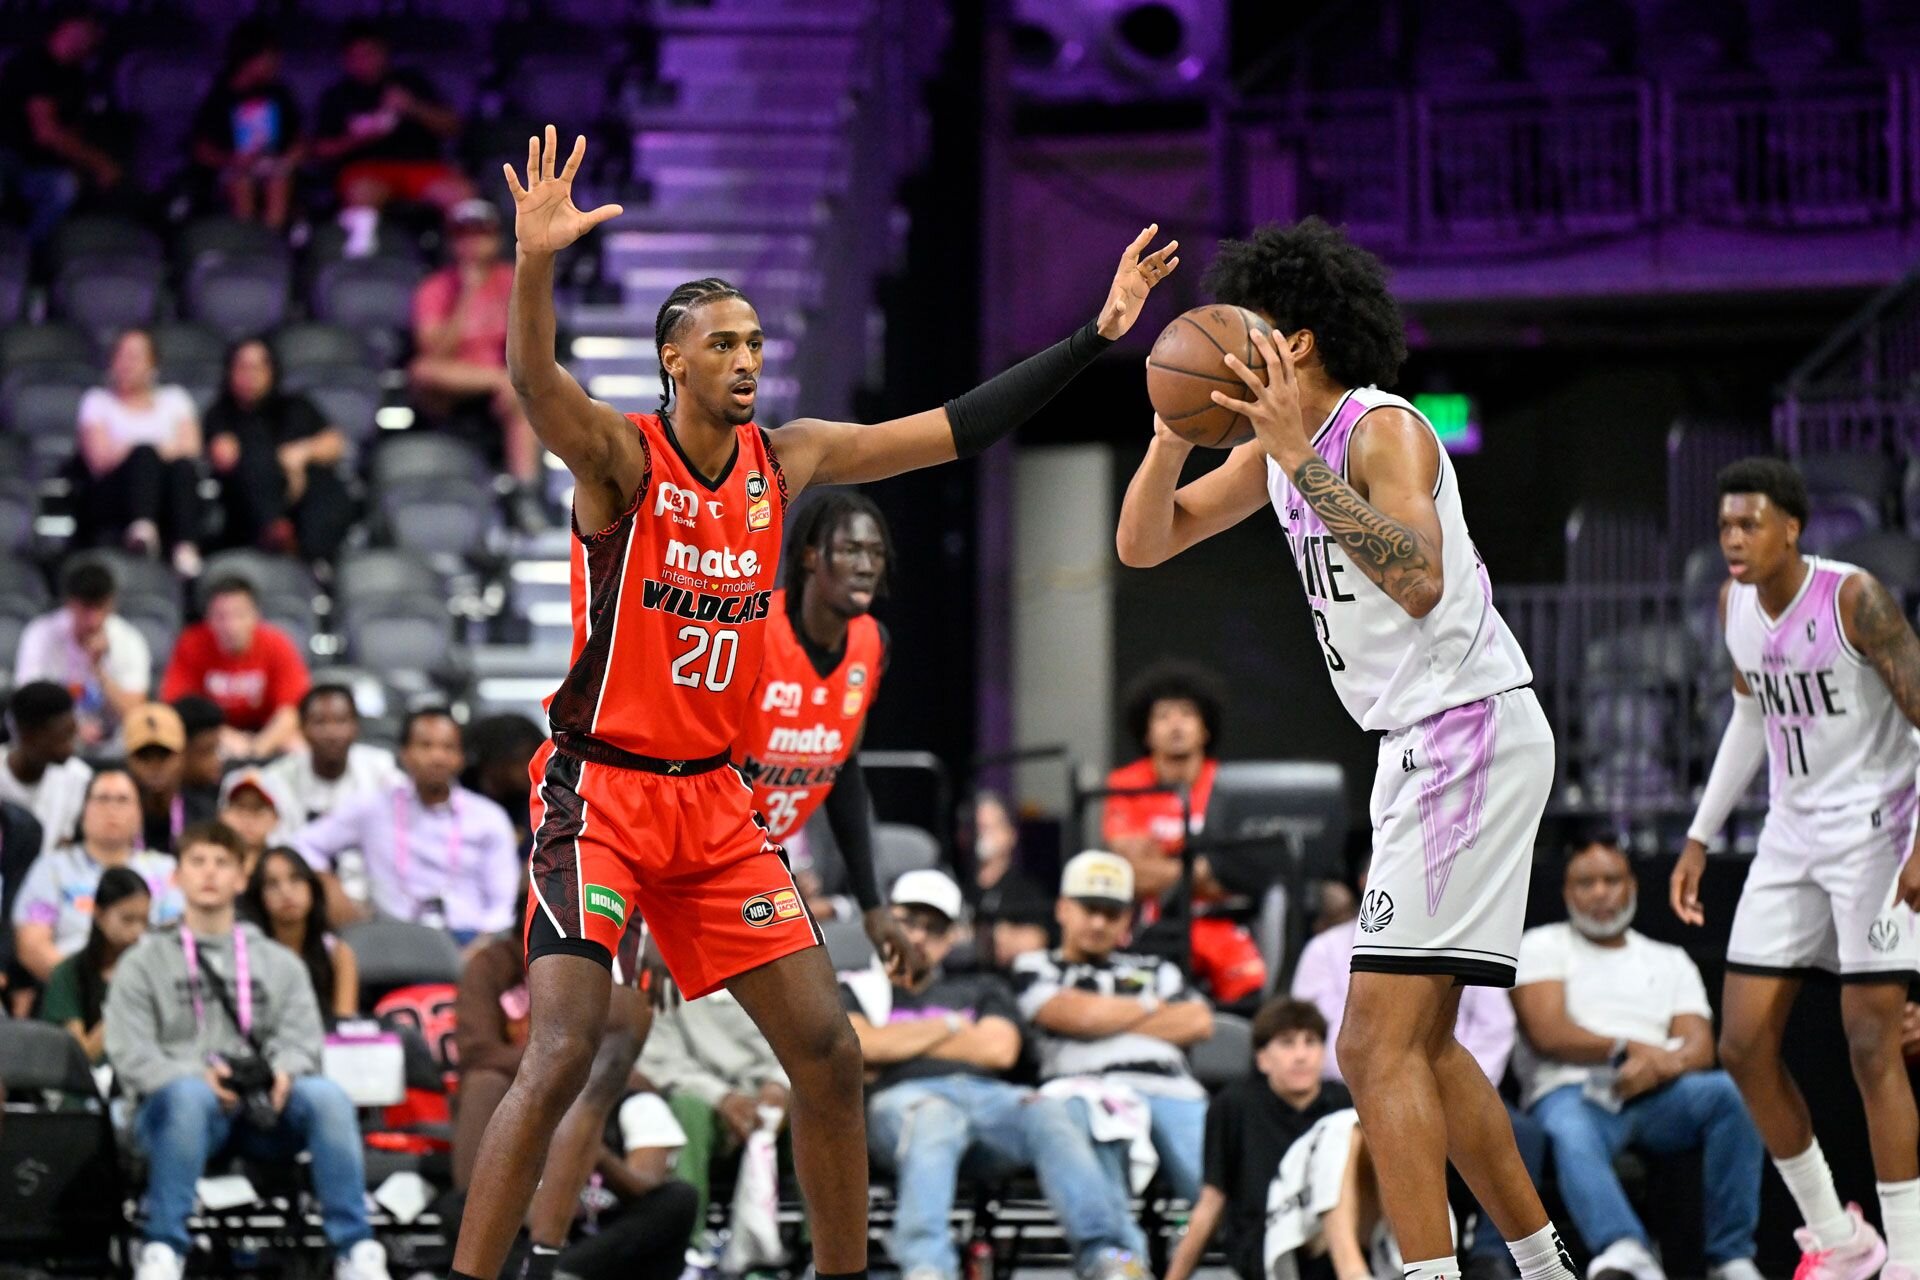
[1215,328,1445,617]
[503,127,639,527]
[772,226,1179,492]
[1114,425,1269,567]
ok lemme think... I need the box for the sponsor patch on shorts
[585,885,627,927]
[742,888,805,928]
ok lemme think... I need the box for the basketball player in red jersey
[448,128,1177,1280]
[736,490,919,966]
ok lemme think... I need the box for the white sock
[1879,1179,1920,1265]
[1508,1223,1579,1280]
[1405,1257,1462,1280]
[1775,1140,1854,1249]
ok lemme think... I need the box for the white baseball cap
[890,868,964,924]
[1061,850,1135,910]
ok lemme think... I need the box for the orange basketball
[1145,304,1272,448]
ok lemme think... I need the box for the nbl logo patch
[742,888,805,928]
[745,471,768,502]
[1869,918,1902,953]
[1358,889,1395,934]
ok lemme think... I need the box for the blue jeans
[868,1075,1147,1277]
[1531,1072,1762,1265]
[1077,1089,1208,1204]
[136,1074,372,1257]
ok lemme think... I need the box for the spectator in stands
[190,23,304,231]
[1165,998,1371,1280]
[13,560,151,748]
[0,800,48,972]
[76,331,207,576]
[967,790,1053,969]
[970,788,1020,894]
[1012,850,1215,1201]
[105,821,390,1280]
[0,7,121,243]
[218,768,294,872]
[1312,879,1357,934]
[294,708,519,941]
[846,869,1150,1280]
[0,682,93,857]
[1511,837,1763,1280]
[243,846,357,1020]
[566,1091,701,1280]
[173,695,225,817]
[1102,661,1265,1005]
[39,863,148,1063]
[160,577,309,759]
[451,915,531,1191]
[313,22,469,256]
[264,684,397,825]
[123,703,215,853]
[1292,855,1541,1280]
[462,712,546,849]
[637,981,790,1231]
[10,767,182,984]
[204,338,352,563]
[410,198,544,526]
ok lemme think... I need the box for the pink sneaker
[1793,1206,1887,1280]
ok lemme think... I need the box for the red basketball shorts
[523,740,822,999]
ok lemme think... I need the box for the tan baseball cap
[1061,850,1134,910]
[124,702,185,754]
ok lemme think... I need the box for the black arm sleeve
[822,761,883,912]
[945,320,1113,458]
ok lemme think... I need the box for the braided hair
[653,277,747,419]
[781,489,893,617]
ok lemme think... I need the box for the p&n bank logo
[762,681,804,716]
[655,483,700,527]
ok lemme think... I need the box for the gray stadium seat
[0,475,36,554]
[378,474,495,558]
[338,548,445,608]
[54,254,165,342]
[311,257,423,367]
[0,226,25,325]
[1833,531,1920,596]
[1188,1013,1254,1089]
[175,216,290,274]
[1,366,93,469]
[273,323,372,372]
[0,323,94,372]
[821,917,876,970]
[0,1019,98,1096]
[341,920,463,997]
[0,557,51,612]
[151,322,228,372]
[50,215,162,271]
[344,596,458,676]
[371,433,488,488]
[875,822,940,887]
[281,365,384,446]
[186,255,293,340]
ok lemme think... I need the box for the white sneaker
[334,1239,392,1280]
[1708,1260,1765,1280]
[134,1242,185,1280]
[1589,1238,1667,1280]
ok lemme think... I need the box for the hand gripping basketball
[1214,327,1311,463]
[503,124,625,256]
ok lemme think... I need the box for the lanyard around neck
[180,926,251,1036]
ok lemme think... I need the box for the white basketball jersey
[1265,387,1532,732]
[1724,557,1920,817]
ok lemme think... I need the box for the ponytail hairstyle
[653,277,746,420]
[75,866,151,1029]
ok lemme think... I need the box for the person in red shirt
[448,128,1178,1280]
[1103,661,1267,1004]
[160,577,309,759]
[734,490,918,966]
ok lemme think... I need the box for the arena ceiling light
[1008,0,1223,102]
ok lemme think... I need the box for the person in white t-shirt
[263,684,398,825]
[1511,838,1763,1280]
[74,329,206,577]
[0,682,94,857]
[13,560,151,749]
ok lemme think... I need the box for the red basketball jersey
[545,414,787,761]
[733,590,885,839]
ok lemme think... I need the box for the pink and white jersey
[1265,387,1532,732]
[1725,557,1920,817]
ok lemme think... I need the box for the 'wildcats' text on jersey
[1725,556,1920,816]
[545,414,787,761]
[1266,387,1532,732]
[733,590,886,839]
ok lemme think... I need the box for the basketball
[1146,304,1273,448]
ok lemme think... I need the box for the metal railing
[1248,71,1916,252]
[1774,265,1920,455]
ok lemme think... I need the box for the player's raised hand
[1096,224,1179,340]
[1670,838,1708,925]
[1216,326,1310,464]
[864,907,930,986]
[503,125,624,256]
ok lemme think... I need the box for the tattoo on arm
[1853,577,1920,727]
[1291,457,1443,613]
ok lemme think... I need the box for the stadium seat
[377,474,496,558]
[186,254,294,340]
[875,822,940,885]
[821,917,876,970]
[0,1022,122,1265]
[273,322,372,372]
[0,559,49,665]
[151,321,229,373]
[0,225,25,325]
[1582,622,1697,685]
[341,920,464,1009]
[1801,496,1880,555]
[1832,531,1920,596]
[311,257,424,368]
[0,323,94,372]
[302,221,425,275]
[370,433,489,488]
[1188,1013,1254,1089]
[281,364,385,446]
[0,474,36,554]
[53,254,165,342]
[50,214,162,272]
[343,595,460,677]
[338,547,446,608]
[175,215,291,275]
[1,365,94,470]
